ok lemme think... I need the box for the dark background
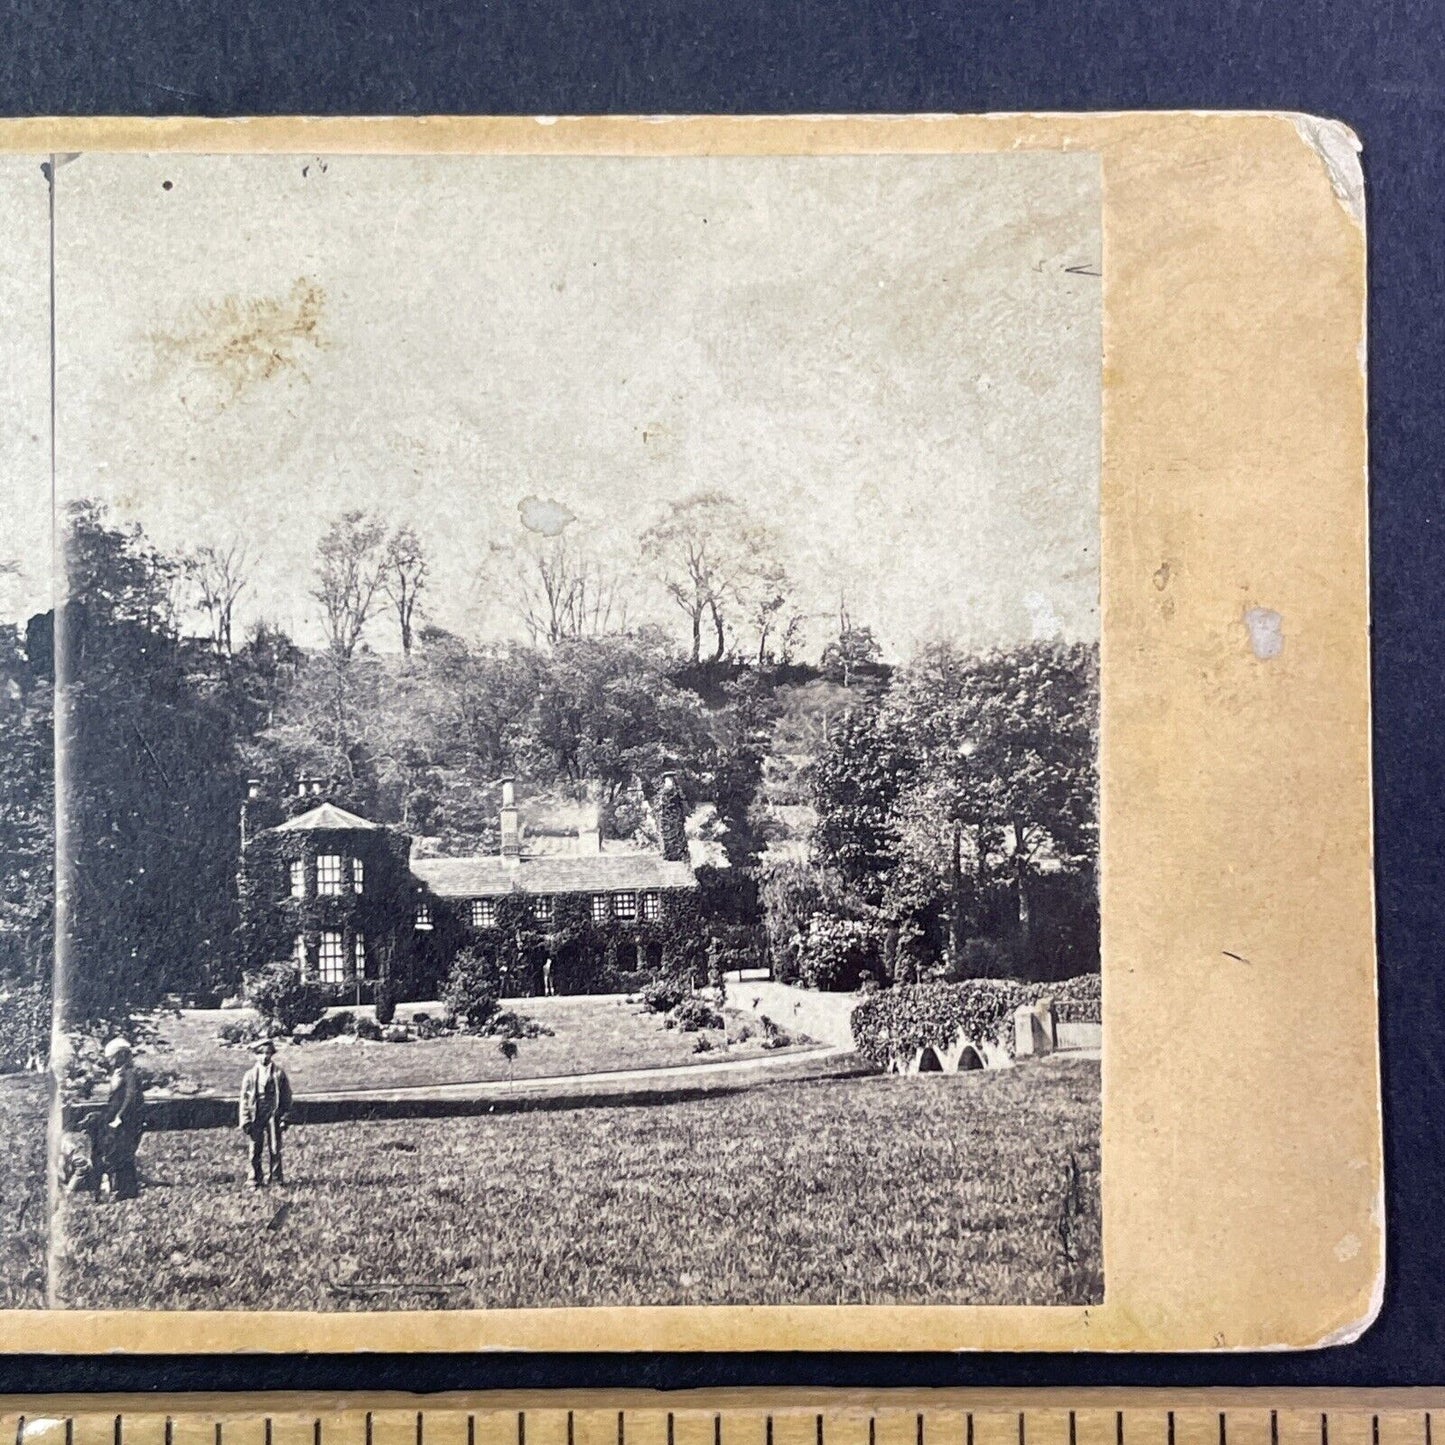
[2,0,1442,1396]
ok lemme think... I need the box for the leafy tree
[885,640,1097,945]
[703,670,779,868]
[640,491,782,663]
[820,601,883,687]
[312,510,387,661]
[526,629,709,813]
[58,502,248,1021]
[809,702,916,907]
[0,620,54,1011]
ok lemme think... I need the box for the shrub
[850,979,1032,1068]
[0,984,50,1072]
[669,996,723,1033]
[641,977,687,1014]
[731,1021,754,1045]
[941,937,1014,982]
[353,1014,384,1041]
[757,1014,793,1049]
[242,961,329,1034]
[411,1013,449,1040]
[610,969,652,995]
[382,1023,410,1043]
[1038,973,1101,1024]
[443,946,501,1032]
[692,1034,715,1053]
[797,916,886,992]
[309,1009,357,1041]
[487,1009,553,1040]
[374,979,399,1026]
[216,1016,267,1048]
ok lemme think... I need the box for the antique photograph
[2,147,1101,1310]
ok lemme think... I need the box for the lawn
[0,1074,49,1308]
[54,1056,1101,1309]
[129,995,818,1098]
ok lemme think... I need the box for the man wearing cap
[91,1038,146,1200]
[238,1038,293,1189]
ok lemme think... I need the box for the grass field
[55,1056,1101,1309]
[0,1074,49,1308]
[134,996,816,1097]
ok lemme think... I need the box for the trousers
[247,1114,285,1183]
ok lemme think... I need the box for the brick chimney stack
[500,777,521,858]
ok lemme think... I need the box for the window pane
[293,934,308,971]
[352,857,365,894]
[532,895,553,922]
[318,930,345,982]
[642,891,660,921]
[289,860,305,899]
[471,899,495,928]
[354,932,368,978]
[591,895,609,922]
[415,902,433,930]
[317,854,343,896]
[614,891,637,920]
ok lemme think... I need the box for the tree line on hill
[0,492,1097,1040]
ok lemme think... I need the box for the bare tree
[501,530,631,649]
[640,491,780,664]
[743,558,795,666]
[312,510,387,661]
[381,524,428,657]
[183,542,251,655]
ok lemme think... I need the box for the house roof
[410,851,697,899]
[271,802,382,833]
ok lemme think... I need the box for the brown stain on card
[149,277,325,400]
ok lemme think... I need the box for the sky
[7,149,1100,660]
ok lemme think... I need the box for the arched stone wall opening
[916,1045,944,1073]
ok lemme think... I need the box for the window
[470,898,496,928]
[289,860,305,899]
[531,895,554,924]
[292,934,308,971]
[414,902,433,931]
[614,891,637,921]
[317,854,343,896]
[317,930,346,983]
[352,857,365,895]
[354,932,369,978]
[641,891,661,921]
[591,894,610,923]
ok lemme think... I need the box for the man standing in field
[90,1037,145,1200]
[238,1038,292,1189]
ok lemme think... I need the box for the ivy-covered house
[238,776,700,1000]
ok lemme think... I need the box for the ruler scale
[3,1397,1442,1445]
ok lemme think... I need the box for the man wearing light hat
[90,1037,146,1200]
[238,1037,292,1189]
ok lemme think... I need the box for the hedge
[849,974,1101,1067]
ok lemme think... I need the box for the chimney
[656,772,688,863]
[500,777,521,858]
[578,800,601,857]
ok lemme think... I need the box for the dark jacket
[239,1061,293,1132]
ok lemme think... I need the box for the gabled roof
[271,802,381,833]
[411,851,697,899]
